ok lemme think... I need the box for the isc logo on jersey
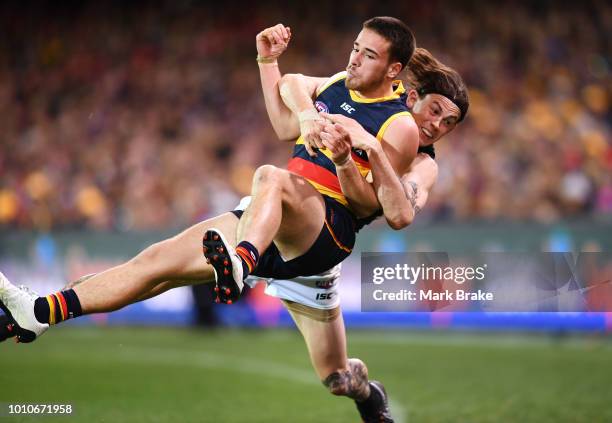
[340,102,355,114]
[314,101,329,113]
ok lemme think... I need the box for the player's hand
[320,123,352,167]
[320,112,376,152]
[299,114,325,157]
[256,24,291,61]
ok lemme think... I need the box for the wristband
[256,55,278,64]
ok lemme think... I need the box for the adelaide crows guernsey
[287,71,411,208]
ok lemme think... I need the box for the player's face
[345,29,395,93]
[407,92,461,146]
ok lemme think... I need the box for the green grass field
[1,326,611,422]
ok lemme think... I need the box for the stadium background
[0,0,610,422]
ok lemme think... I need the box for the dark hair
[363,16,415,70]
[406,48,469,122]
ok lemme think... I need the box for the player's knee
[253,165,284,190]
[133,242,162,265]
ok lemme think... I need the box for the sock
[235,241,260,279]
[34,289,83,325]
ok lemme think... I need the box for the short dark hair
[363,16,416,70]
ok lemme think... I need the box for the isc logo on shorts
[315,101,329,113]
[316,292,334,300]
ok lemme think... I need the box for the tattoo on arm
[403,180,420,214]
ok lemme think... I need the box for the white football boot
[0,272,48,343]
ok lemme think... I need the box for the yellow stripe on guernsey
[376,111,413,141]
[349,80,406,103]
[307,179,349,207]
[316,71,348,96]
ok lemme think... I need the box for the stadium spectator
[0,0,609,230]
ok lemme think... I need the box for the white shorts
[235,196,341,310]
[245,265,341,310]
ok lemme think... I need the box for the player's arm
[322,112,419,228]
[256,24,300,141]
[337,157,381,218]
[278,73,329,156]
[376,115,419,185]
[367,118,420,228]
[367,147,438,229]
[318,123,381,218]
[400,154,439,218]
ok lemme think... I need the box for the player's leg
[203,165,326,302]
[73,212,238,313]
[66,274,203,303]
[0,213,238,342]
[287,305,367,396]
[237,165,325,260]
[287,304,394,422]
[0,277,201,343]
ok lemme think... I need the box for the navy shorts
[231,195,356,280]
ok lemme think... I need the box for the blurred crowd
[0,0,609,230]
